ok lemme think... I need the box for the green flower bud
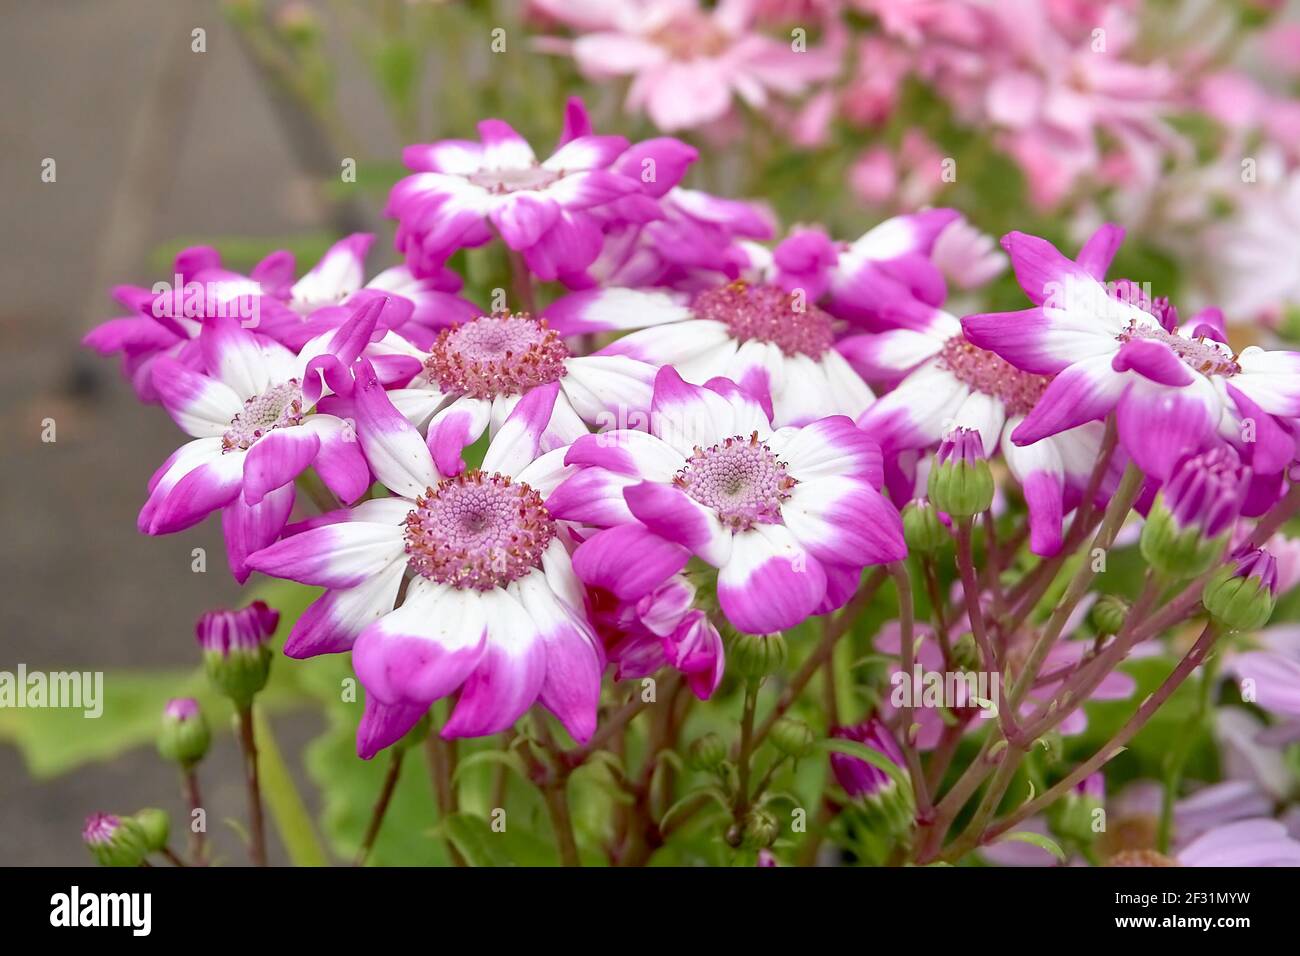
[82,814,149,868]
[1139,449,1245,579]
[1089,595,1130,636]
[730,632,788,679]
[741,807,780,849]
[687,732,727,771]
[1048,774,1105,845]
[196,603,278,708]
[770,718,815,759]
[1203,548,1279,632]
[158,698,211,767]
[133,808,170,853]
[902,499,949,554]
[927,429,994,519]
[950,632,980,671]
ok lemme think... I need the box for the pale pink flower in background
[531,0,842,131]
[849,130,947,210]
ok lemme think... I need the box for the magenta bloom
[246,363,603,755]
[387,98,692,281]
[547,281,875,426]
[81,812,120,847]
[140,305,378,581]
[554,366,905,634]
[163,697,202,721]
[963,225,1300,484]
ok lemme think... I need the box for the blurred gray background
[0,0,405,865]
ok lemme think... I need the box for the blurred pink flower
[532,0,842,131]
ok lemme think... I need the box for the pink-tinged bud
[830,718,905,798]
[1076,772,1105,802]
[196,601,279,706]
[756,849,779,867]
[82,813,148,868]
[1203,546,1280,631]
[830,718,914,835]
[662,610,725,700]
[1141,447,1248,578]
[1051,773,1105,844]
[928,427,994,518]
[158,697,210,766]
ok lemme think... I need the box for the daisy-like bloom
[82,237,479,401]
[530,0,842,133]
[962,224,1300,485]
[846,296,1117,556]
[771,209,960,330]
[546,282,875,427]
[246,363,603,755]
[387,98,692,282]
[551,366,905,634]
[141,306,378,581]
[377,309,659,477]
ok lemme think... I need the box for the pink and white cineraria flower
[247,363,603,755]
[531,0,842,132]
[374,310,658,476]
[550,366,905,634]
[83,236,479,400]
[546,282,874,426]
[387,98,692,282]
[846,298,1119,555]
[141,306,381,582]
[772,209,960,330]
[962,225,1300,489]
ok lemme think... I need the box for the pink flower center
[424,313,570,399]
[937,337,1050,417]
[222,379,304,452]
[651,14,732,60]
[693,283,835,358]
[1118,323,1240,377]
[468,165,561,194]
[674,432,797,531]
[404,470,556,590]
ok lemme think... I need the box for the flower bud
[770,718,815,759]
[741,807,780,849]
[830,718,914,835]
[133,808,170,853]
[1049,773,1104,845]
[1203,547,1279,631]
[902,499,949,553]
[1089,595,1129,636]
[158,697,211,767]
[950,631,980,671]
[196,601,279,707]
[662,610,725,700]
[1140,447,1247,579]
[730,631,788,679]
[687,732,727,771]
[82,813,148,868]
[927,428,994,518]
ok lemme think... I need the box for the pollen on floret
[404,470,557,590]
[222,379,305,452]
[936,337,1051,417]
[692,282,835,358]
[673,431,796,531]
[1119,322,1241,377]
[423,312,570,400]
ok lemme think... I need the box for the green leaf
[996,830,1068,863]
[451,748,530,788]
[253,709,329,866]
[436,812,512,867]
